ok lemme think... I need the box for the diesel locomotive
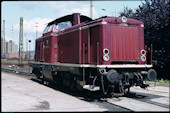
[29,13,157,96]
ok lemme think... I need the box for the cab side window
[56,21,72,31]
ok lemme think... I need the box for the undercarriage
[30,62,157,97]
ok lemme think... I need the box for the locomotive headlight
[141,55,146,62]
[103,48,109,61]
[140,49,146,62]
[121,16,127,23]
[141,49,146,55]
[103,54,109,61]
[103,48,109,54]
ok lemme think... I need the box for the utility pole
[28,40,31,63]
[90,0,93,19]
[25,33,28,60]
[35,22,38,39]
[26,38,28,60]
[35,29,38,39]
[3,20,6,58]
[18,17,24,66]
[28,40,31,74]
[12,26,13,37]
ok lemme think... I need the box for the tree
[119,6,134,18]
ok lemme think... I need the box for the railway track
[1,67,169,111]
[1,67,35,80]
[106,95,169,111]
[127,92,169,109]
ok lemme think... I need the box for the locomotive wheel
[40,74,49,85]
[34,69,42,79]
[124,87,130,95]
[52,72,63,88]
[119,80,130,96]
[62,72,76,90]
[67,74,76,90]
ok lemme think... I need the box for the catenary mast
[3,20,6,58]
[18,17,24,66]
[90,0,93,19]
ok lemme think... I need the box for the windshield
[43,24,53,34]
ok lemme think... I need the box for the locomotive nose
[147,69,157,81]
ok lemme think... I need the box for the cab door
[81,28,90,64]
[40,41,45,62]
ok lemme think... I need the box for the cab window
[43,24,53,34]
[56,21,72,30]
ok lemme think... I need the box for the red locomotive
[30,13,157,96]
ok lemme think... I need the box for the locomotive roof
[48,13,93,26]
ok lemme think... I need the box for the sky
[1,1,144,51]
